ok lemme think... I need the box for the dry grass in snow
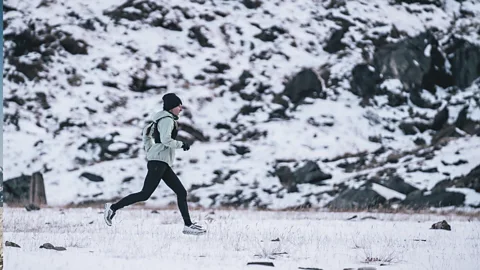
[3,207,480,270]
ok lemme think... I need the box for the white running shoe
[182,222,207,235]
[104,203,116,226]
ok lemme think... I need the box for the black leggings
[111,161,192,226]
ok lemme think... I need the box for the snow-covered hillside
[3,0,480,209]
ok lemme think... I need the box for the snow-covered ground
[3,207,480,270]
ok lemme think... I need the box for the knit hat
[162,93,182,111]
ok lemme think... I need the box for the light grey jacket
[142,110,183,166]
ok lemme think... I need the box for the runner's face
[171,104,183,115]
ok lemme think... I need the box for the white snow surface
[3,208,480,270]
[3,0,480,209]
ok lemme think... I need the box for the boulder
[451,164,480,192]
[4,175,31,204]
[373,32,451,94]
[326,188,386,210]
[445,37,480,89]
[188,26,214,48]
[275,161,332,192]
[283,69,323,104]
[402,190,465,209]
[374,175,418,195]
[350,64,381,98]
[324,26,349,53]
[431,220,451,231]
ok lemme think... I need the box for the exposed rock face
[283,69,323,104]
[402,190,465,209]
[3,175,31,204]
[275,161,332,192]
[326,188,387,210]
[445,37,480,89]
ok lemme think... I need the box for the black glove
[182,141,191,151]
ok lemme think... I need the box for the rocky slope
[3,0,480,210]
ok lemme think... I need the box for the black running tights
[111,161,192,226]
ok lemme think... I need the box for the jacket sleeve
[158,117,183,149]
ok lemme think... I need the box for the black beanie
[162,93,182,111]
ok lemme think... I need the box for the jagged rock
[398,121,430,135]
[242,0,262,9]
[326,188,386,210]
[283,69,323,104]
[455,106,480,135]
[40,243,67,251]
[430,220,451,231]
[178,123,210,142]
[350,64,381,98]
[3,175,31,204]
[394,0,443,7]
[373,32,451,94]
[3,19,90,83]
[275,166,299,192]
[230,70,254,92]
[250,49,290,62]
[129,69,162,92]
[451,164,480,192]
[221,191,260,208]
[77,133,134,163]
[60,35,88,55]
[295,161,332,184]
[324,26,349,53]
[5,241,21,248]
[188,26,214,48]
[445,37,480,89]
[431,125,463,144]
[372,175,418,195]
[402,190,465,209]
[254,26,287,42]
[25,203,41,211]
[247,262,274,267]
[203,61,230,74]
[441,159,468,166]
[103,0,166,22]
[431,106,449,131]
[409,89,442,109]
[80,172,104,182]
[275,161,332,192]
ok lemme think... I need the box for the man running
[104,93,206,235]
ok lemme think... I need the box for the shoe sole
[104,203,112,226]
[182,230,206,235]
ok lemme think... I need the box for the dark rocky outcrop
[242,0,262,9]
[402,190,465,209]
[254,26,287,42]
[188,26,215,48]
[283,69,323,104]
[372,175,418,195]
[455,106,480,135]
[275,161,332,192]
[80,172,104,182]
[3,175,31,204]
[3,23,89,83]
[431,106,449,131]
[431,220,451,231]
[326,188,387,210]
[444,37,480,89]
[324,26,349,53]
[350,64,381,98]
[394,0,444,7]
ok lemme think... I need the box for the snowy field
[3,207,480,270]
